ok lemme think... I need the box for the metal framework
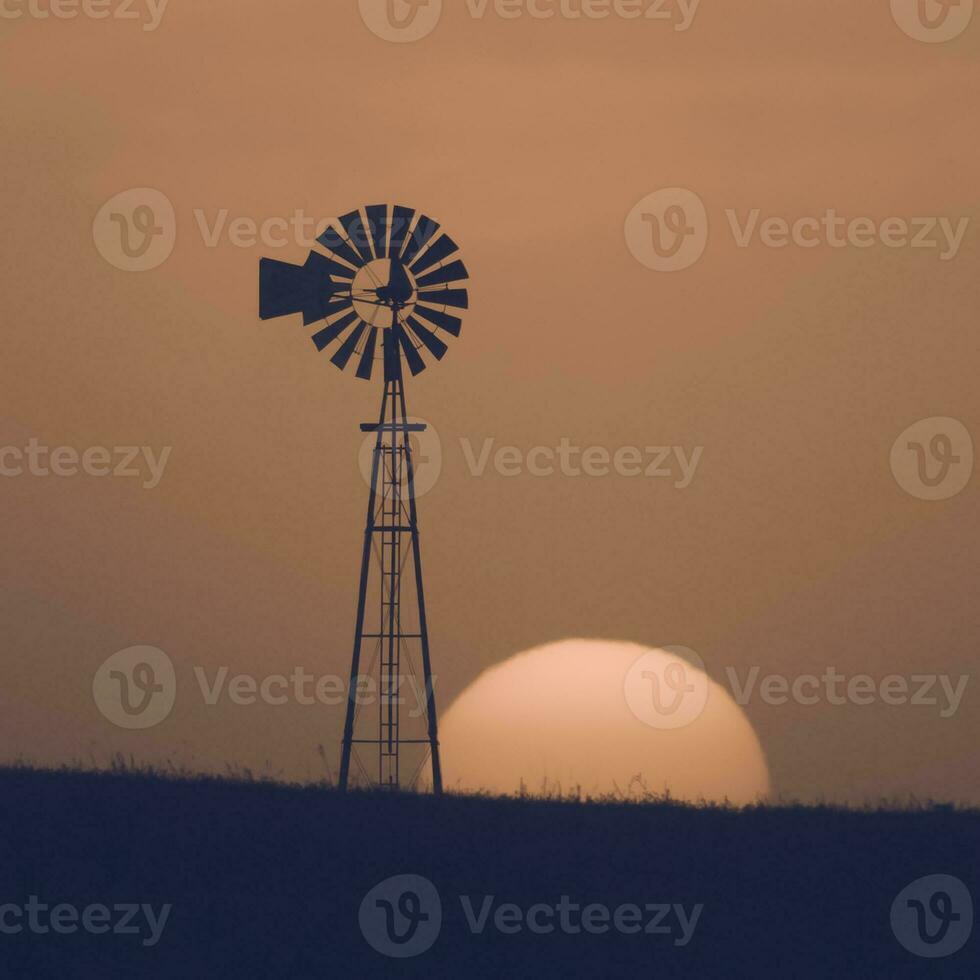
[337,342,443,793]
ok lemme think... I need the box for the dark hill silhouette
[0,765,976,978]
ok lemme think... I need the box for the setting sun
[440,639,771,805]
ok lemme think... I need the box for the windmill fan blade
[259,255,339,322]
[401,215,439,266]
[310,252,357,281]
[331,321,367,370]
[311,311,358,352]
[305,294,354,326]
[339,210,374,264]
[410,234,459,275]
[394,322,427,376]
[418,288,469,310]
[414,305,462,337]
[321,298,355,320]
[317,224,363,269]
[389,205,416,258]
[355,326,379,380]
[415,259,469,290]
[365,205,389,258]
[406,316,448,361]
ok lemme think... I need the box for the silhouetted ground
[0,766,976,978]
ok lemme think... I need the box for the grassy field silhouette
[0,764,976,978]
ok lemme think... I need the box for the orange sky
[1,1,978,803]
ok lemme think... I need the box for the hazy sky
[1,1,977,803]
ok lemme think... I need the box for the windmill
[258,204,470,793]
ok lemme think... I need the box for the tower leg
[398,382,443,795]
[339,384,389,793]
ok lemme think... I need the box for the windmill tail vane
[257,203,470,793]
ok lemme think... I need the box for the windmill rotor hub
[350,258,418,328]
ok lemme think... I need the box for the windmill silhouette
[258,204,470,793]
